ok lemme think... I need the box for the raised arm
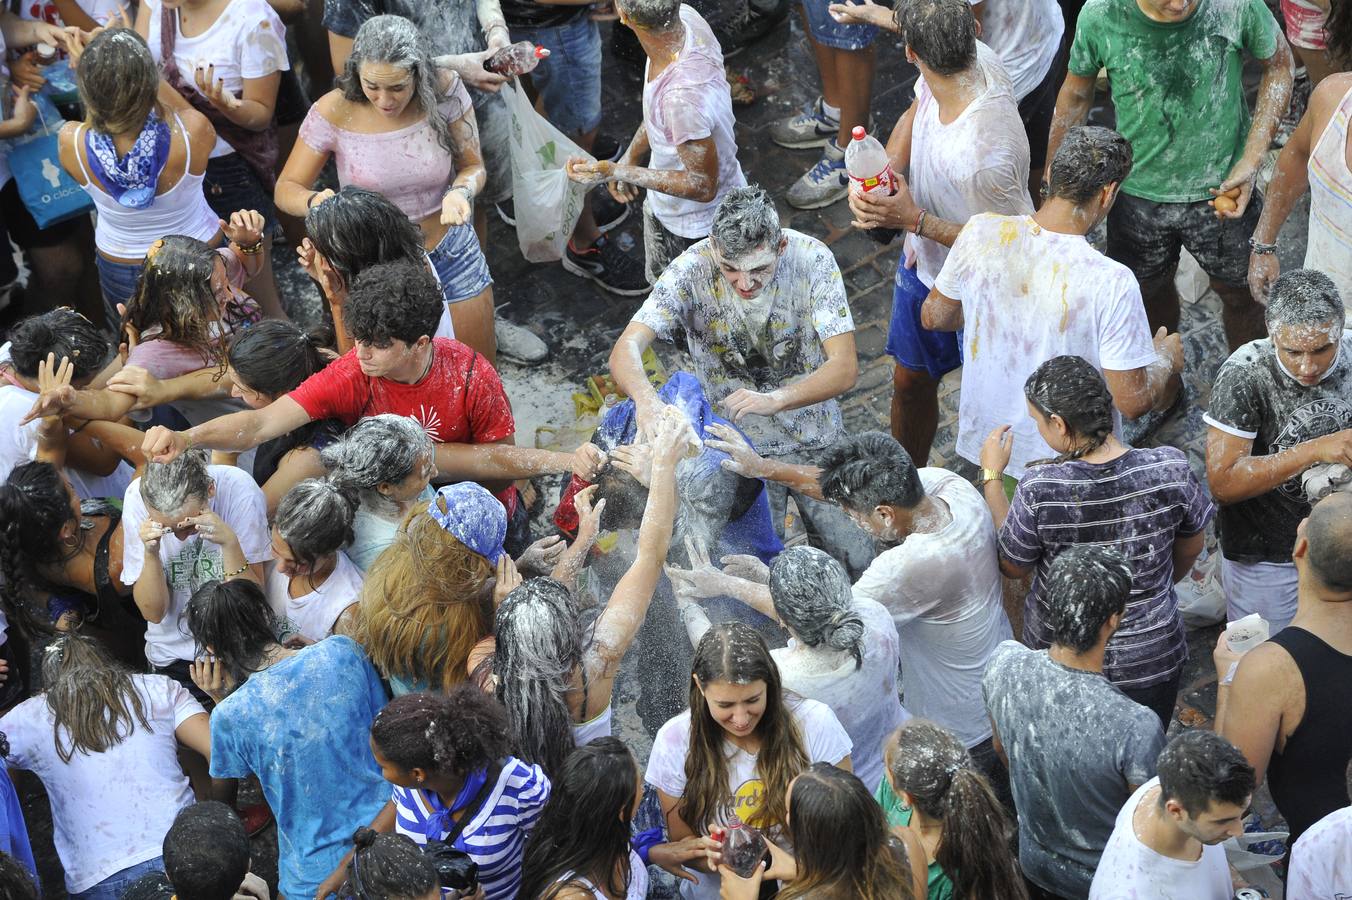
[432,440,604,483]
[568,135,720,204]
[588,412,686,675]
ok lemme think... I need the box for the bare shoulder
[313,88,349,122]
[1309,73,1352,130]
[1233,640,1303,699]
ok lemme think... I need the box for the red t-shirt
[288,338,518,510]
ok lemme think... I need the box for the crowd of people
[0,0,1349,896]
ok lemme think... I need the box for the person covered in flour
[1206,268,1352,632]
[609,185,871,576]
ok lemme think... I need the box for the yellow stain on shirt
[969,311,980,359]
[998,220,1020,247]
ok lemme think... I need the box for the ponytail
[935,769,1026,900]
[769,546,864,670]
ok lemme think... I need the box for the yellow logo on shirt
[732,778,765,821]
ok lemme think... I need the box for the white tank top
[1306,84,1352,311]
[74,111,220,259]
[571,704,613,747]
[556,850,649,900]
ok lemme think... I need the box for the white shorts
[1220,556,1300,633]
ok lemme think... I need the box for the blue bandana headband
[428,483,506,565]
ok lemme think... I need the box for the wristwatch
[978,468,1004,487]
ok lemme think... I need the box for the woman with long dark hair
[978,355,1213,724]
[877,721,1026,900]
[518,737,649,900]
[645,623,852,899]
[0,633,209,898]
[718,763,924,900]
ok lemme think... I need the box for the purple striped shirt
[999,447,1214,688]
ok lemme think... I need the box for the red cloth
[289,338,518,512]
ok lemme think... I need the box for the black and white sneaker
[591,189,631,234]
[562,235,650,297]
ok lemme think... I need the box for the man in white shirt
[566,0,746,284]
[703,427,1014,802]
[1288,761,1352,898]
[920,126,1183,478]
[1089,730,1254,900]
[847,0,1033,466]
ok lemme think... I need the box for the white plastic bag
[501,77,591,262]
[1176,546,1227,628]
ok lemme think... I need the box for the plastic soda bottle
[844,125,900,245]
[720,816,769,879]
[484,41,549,76]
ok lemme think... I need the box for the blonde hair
[353,498,494,692]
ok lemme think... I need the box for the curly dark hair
[343,258,443,348]
[6,308,109,382]
[370,686,510,777]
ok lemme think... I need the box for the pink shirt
[298,84,472,222]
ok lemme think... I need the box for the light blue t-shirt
[349,485,437,571]
[209,636,389,898]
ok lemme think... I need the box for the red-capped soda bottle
[720,815,769,879]
[484,41,549,76]
[844,125,900,245]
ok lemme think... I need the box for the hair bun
[352,826,378,850]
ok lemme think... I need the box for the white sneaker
[495,319,548,365]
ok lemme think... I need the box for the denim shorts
[885,263,961,379]
[203,152,277,232]
[800,0,878,50]
[1106,190,1263,288]
[427,221,493,304]
[71,855,165,900]
[515,15,603,135]
[95,253,144,331]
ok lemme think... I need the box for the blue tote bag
[7,93,93,229]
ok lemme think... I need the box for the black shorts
[150,658,216,709]
[1106,190,1263,288]
[1018,35,1070,173]
[203,152,277,232]
[274,68,310,128]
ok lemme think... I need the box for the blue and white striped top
[392,757,550,900]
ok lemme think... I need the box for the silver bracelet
[447,184,474,204]
[1248,237,1278,256]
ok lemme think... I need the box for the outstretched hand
[20,353,76,425]
[703,422,765,478]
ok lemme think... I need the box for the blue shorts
[885,263,961,379]
[514,16,603,135]
[427,221,493,304]
[203,152,277,232]
[95,254,143,332]
[801,0,878,50]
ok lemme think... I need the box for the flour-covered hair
[1266,269,1345,332]
[769,547,863,669]
[1043,545,1132,653]
[710,185,782,263]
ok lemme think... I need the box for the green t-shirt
[875,778,955,900]
[1068,0,1279,203]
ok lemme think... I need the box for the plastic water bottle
[719,816,768,879]
[844,125,899,245]
[484,41,549,76]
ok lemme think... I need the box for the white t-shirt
[933,213,1157,477]
[19,0,121,27]
[641,4,747,238]
[1288,806,1352,898]
[0,345,134,501]
[852,468,1012,748]
[771,597,909,793]
[265,551,364,643]
[645,697,852,900]
[1,675,204,893]
[970,0,1065,101]
[1088,779,1231,900]
[121,465,272,666]
[145,0,289,158]
[906,42,1034,288]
